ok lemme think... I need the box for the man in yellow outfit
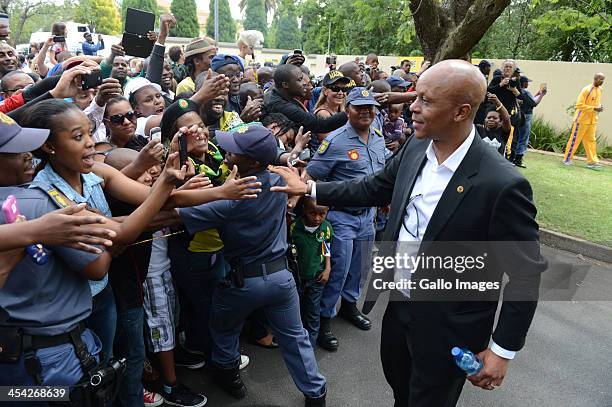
[563,73,605,170]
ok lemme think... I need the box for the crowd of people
[0,10,603,407]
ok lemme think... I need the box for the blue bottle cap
[451,347,462,357]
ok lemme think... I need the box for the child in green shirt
[290,197,333,347]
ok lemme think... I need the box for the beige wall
[488,59,612,144]
[165,38,612,144]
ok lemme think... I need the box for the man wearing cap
[176,37,217,96]
[511,75,546,168]
[211,54,245,114]
[82,32,104,56]
[302,87,386,351]
[177,123,327,407]
[0,112,110,387]
[387,76,411,92]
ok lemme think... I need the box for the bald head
[594,72,605,87]
[105,148,139,171]
[411,60,486,143]
[339,61,363,86]
[419,59,486,115]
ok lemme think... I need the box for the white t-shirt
[148,230,171,277]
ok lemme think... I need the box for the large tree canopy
[206,0,236,43]
[170,0,200,38]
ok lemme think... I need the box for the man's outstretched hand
[467,349,510,391]
[269,163,310,196]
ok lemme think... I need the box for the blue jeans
[299,278,325,347]
[211,269,326,398]
[85,284,117,365]
[512,113,533,155]
[114,306,144,407]
[321,209,375,318]
[0,329,101,406]
[168,241,225,360]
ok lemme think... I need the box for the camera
[53,35,65,43]
[325,55,337,65]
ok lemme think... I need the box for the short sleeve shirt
[34,164,111,296]
[179,170,288,265]
[0,185,99,335]
[290,219,333,280]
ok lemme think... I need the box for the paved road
[174,246,612,407]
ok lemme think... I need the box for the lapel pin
[456,186,464,193]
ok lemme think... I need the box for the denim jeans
[168,240,225,361]
[114,306,144,407]
[512,113,533,155]
[299,278,325,347]
[85,284,117,365]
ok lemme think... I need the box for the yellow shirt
[574,84,603,125]
[176,77,195,97]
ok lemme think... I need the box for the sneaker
[144,389,164,407]
[162,383,207,407]
[175,345,206,369]
[563,160,572,166]
[587,164,602,171]
[239,354,250,370]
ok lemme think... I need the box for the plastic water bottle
[451,347,483,376]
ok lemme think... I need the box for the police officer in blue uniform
[178,124,327,407]
[305,87,386,351]
[0,116,105,392]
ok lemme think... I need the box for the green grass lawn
[517,152,611,246]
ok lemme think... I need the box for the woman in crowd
[312,71,350,149]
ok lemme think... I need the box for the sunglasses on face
[328,86,347,93]
[107,111,136,124]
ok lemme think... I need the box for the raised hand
[269,162,309,196]
[34,203,116,253]
[239,95,263,122]
[161,152,188,185]
[50,63,98,99]
[95,78,123,106]
[136,139,166,168]
[192,69,231,105]
[177,173,213,191]
[219,165,262,200]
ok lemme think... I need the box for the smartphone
[2,195,19,224]
[53,35,65,43]
[178,133,188,167]
[149,126,161,142]
[292,49,303,56]
[540,83,547,92]
[81,71,103,90]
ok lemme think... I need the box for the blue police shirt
[179,170,288,266]
[34,163,111,296]
[0,185,99,336]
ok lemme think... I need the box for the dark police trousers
[210,268,326,398]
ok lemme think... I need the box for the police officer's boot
[213,365,247,399]
[338,298,371,331]
[305,389,326,407]
[507,151,516,165]
[317,317,339,351]
[514,154,526,168]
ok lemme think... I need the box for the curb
[540,228,612,263]
[527,148,612,165]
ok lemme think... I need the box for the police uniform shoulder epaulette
[30,183,73,209]
[317,130,344,155]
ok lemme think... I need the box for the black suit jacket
[317,133,546,381]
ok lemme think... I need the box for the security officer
[0,116,104,390]
[305,87,386,351]
[178,123,327,407]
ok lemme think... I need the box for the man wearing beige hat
[176,37,217,96]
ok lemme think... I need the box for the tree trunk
[410,0,511,63]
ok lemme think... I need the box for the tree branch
[434,0,511,62]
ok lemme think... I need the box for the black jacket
[264,88,347,133]
[316,134,546,380]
